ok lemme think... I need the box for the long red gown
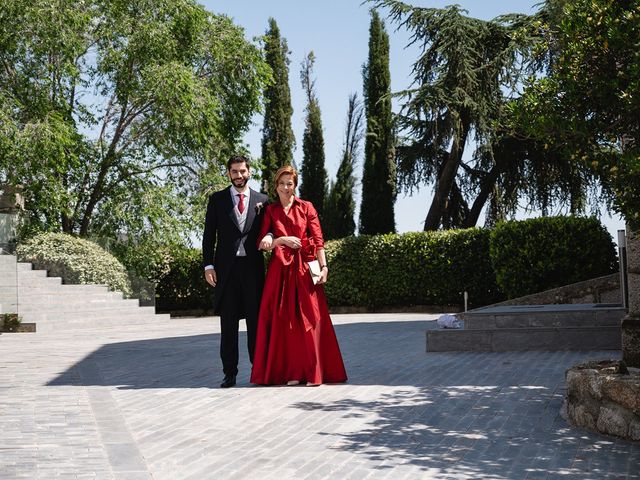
[250,197,347,385]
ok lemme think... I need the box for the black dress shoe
[220,375,236,388]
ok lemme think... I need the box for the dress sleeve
[257,204,273,248]
[306,201,325,249]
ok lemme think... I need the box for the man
[202,155,269,388]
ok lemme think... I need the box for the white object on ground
[437,313,462,329]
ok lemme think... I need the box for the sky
[200,0,626,244]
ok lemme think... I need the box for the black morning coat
[202,186,269,315]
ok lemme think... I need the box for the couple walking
[202,155,347,388]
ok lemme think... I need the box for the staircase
[0,255,170,332]
[427,303,625,352]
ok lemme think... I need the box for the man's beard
[232,177,248,188]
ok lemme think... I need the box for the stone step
[461,305,626,329]
[0,255,17,266]
[0,276,63,287]
[1,257,164,332]
[33,312,171,332]
[15,269,48,277]
[13,299,140,314]
[14,284,111,294]
[19,306,158,324]
[426,325,621,352]
[16,262,35,271]
[13,291,125,303]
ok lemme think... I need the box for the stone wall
[490,274,621,307]
[562,360,640,441]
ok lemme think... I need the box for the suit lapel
[242,189,260,234]
[224,187,242,232]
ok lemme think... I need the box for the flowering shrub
[17,233,132,296]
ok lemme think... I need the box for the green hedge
[323,228,501,309]
[16,232,132,296]
[155,247,211,312]
[490,216,618,299]
[142,216,617,312]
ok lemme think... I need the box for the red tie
[237,194,245,214]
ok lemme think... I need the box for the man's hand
[204,269,217,287]
[259,235,273,250]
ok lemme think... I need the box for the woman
[250,166,347,386]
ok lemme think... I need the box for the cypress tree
[324,93,364,239]
[299,52,328,216]
[359,10,396,235]
[260,18,295,194]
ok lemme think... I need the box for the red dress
[250,197,347,385]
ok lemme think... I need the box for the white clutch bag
[307,260,322,285]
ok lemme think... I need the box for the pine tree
[359,10,396,235]
[298,52,328,216]
[324,93,364,239]
[260,18,295,194]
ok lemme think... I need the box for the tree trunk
[441,181,469,229]
[462,163,502,228]
[79,110,128,236]
[423,114,471,231]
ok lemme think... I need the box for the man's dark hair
[227,154,251,171]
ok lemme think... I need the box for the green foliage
[299,52,328,217]
[155,247,211,312]
[360,9,396,235]
[515,0,640,228]
[0,0,269,241]
[323,229,501,308]
[260,18,295,195]
[148,217,617,312]
[0,314,22,332]
[489,216,618,299]
[324,153,357,240]
[324,93,363,240]
[372,0,595,230]
[16,233,132,296]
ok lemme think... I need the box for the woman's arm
[257,206,273,250]
[259,231,303,251]
[316,248,328,284]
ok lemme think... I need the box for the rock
[596,404,633,438]
[601,375,640,413]
[566,368,603,400]
[629,419,640,441]
[564,361,640,441]
[571,403,597,430]
[622,314,640,368]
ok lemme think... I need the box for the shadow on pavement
[45,318,639,478]
[47,320,438,389]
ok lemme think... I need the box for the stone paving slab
[1,313,639,480]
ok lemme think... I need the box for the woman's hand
[259,234,273,250]
[277,236,302,249]
[317,266,328,284]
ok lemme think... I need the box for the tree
[359,9,396,235]
[298,52,328,216]
[371,1,545,230]
[324,93,364,239]
[260,18,295,194]
[0,0,269,243]
[514,0,640,228]
[513,0,640,366]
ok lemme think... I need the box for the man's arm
[202,194,218,286]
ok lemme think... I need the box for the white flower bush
[17,233,132,297]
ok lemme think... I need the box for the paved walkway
[0,314,638,480]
